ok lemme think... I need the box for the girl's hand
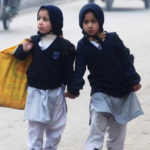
[65,92,79,99]
[133,83,141,92]
[23,38,34,52]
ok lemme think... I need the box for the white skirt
[24,86,67,124]
[90,92,143,124]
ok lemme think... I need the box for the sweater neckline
[38,36,59,52]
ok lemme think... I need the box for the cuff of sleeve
[67,87,79,96]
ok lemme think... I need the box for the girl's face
[37,9,52,34]
[82,11,99,36]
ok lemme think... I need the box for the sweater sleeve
[62,41,76,86]
[114,33,141,87]
[13,44,30,60]
[67,41,86,95]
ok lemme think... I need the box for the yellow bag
[0,44,32,109]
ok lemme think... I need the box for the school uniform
[13,4,75,150]
[68,3,143,150]
[86,91,143,150]
[26,86,67,150]
[68,33,143,150]
[14,33,75,150]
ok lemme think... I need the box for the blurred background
[0,0,150,150]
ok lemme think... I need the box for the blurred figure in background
[4,0,21,16]
[88,0,95,3]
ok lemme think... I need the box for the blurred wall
[20,0,52,7]
[20,0,78,8]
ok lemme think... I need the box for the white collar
[39,34,57,50]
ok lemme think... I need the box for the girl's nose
[38,19,43,24]
[88,22,92,27]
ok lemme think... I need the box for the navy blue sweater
[14,35,75,90]
[68,32,141,97]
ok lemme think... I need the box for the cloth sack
[0,44,32,109]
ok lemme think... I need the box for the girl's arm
[14,38,33,60]
[114,33,141,88]
[62,40,76,86]
[67,41,86,96]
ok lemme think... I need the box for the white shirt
[90,40,102,50]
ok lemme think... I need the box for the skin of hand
[133,83,141,92]
[22,38,34,52]
[65,92,79,99]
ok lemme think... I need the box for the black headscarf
[37,5,63,36]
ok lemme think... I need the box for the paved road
[0,0,150,150]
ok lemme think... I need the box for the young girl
[66,3,143,150]
[14,5,75,150]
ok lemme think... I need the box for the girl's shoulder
[104,31,123,46]
[59,37,75,51]
[30,34,40,44]
[105,31,118,40]
[77,37,89,47]
[57,37,75,56]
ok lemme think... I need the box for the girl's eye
[91,20,97,23]
[43,17,49,21]
[83,19,98,24]
[83,20,89,24]
[37,16,49,21]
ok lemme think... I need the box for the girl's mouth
[88,30,94,34]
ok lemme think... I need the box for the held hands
[133,83,141,92]
[23,38,34,52]
[65,91,79,99]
